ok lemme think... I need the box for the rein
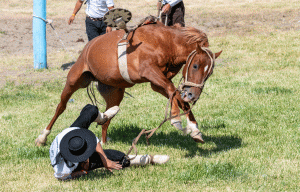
[125,47,215,160]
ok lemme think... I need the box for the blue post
[33,0,47,69]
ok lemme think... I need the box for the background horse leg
[97,83,125,144]
[35,67,94,146]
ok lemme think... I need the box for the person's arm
[105,5,115,33]
[105,0,114,33]
[68,0,84,25]
[96,142,122,172]
[70,170,88,179]
[161,0,182,14]
[70,159,89,179]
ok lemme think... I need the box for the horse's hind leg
[35,69,93,146]
[35,83,75,146]
[97,83,125,144]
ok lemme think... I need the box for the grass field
[0,0,299,191]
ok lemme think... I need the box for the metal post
[33,0,47,69]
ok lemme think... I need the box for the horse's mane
[179,26,209,47]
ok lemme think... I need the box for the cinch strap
[118,40,135,84]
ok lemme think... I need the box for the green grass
[1,0,300,191]
[1,30,299,191]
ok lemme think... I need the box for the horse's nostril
[187,93,193,100]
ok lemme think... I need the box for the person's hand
[157,1,162,10]
[71,170,88,179]
[106,26,112,33]
[68,14,75,25]
[103,159,122,172]
[95,142,121,173]
[162,4,171,14]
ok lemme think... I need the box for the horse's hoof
[100,137,111,145]
[35,138,46,146]
[190,131,205,144]
[172,121,183,131]
[182,127,192,135]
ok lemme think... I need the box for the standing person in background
[68,0,115,41]
[158,0,185,27]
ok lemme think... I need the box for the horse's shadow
[106,124,243,158]
[61,62,75,71]
[79,124,243,180]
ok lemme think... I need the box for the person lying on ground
[49,104,170,180]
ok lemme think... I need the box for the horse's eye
[193,64,198,69]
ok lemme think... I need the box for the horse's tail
[86,82,104,108]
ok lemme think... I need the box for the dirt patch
[0,9,299,87]
[187,9,300,36]
[1,9,299,55]
[0,15,88,56]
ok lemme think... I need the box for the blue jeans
[85,17,107,41]
[161,1,185,27]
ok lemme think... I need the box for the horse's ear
[196,41,210,54]
[196,43,204,54]
[215,50,222,59]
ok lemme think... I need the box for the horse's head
[180,44,222,103]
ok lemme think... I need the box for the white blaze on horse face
[204,65,208,73]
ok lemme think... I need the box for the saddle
[127,15,158,31]
[104,8,157,35]
[104,9,158,84]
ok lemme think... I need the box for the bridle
[178,47,215,92]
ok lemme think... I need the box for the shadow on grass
[68,163,151,181]
[107,124,243,158]
[61,62,75,71]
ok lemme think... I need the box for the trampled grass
[1,0,300,191]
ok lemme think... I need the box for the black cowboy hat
[60,129,97,163]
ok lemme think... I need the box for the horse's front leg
[150,83,183,130]
[144,66,203,143]
[176,98,205,143]
[151,83,204,143]
[143,66,181,129]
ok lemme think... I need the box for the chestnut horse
[35,21,222,146]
